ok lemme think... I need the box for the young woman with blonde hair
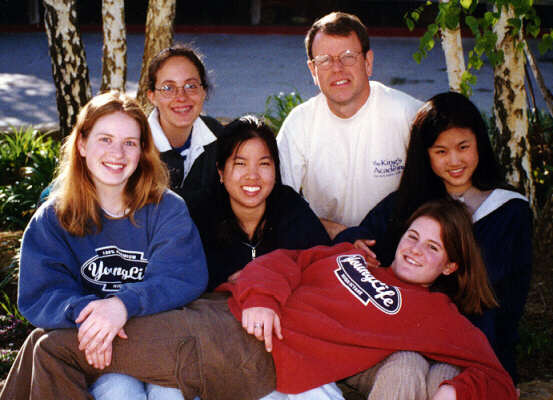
[10,91,207,400]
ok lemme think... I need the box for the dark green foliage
[0,126,60,230]
[263,91,304,134]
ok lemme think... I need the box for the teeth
[243,186,260,192]
[450,168,463,173]
[104,162,123,170]
[405,256,420,266]
[173,106,192,112]
[335,79,348,85]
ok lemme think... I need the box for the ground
[0,228,552,398]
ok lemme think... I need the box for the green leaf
[406,18,415,31]
[483,11,496,27]
[413,52,423,64]
[537,32,553,55]
[445,13,460,30]
[527,22,540,38]
[428,23,439,36]
[460,0,473,9]
[465,16,479,35]
[508,17,522,32]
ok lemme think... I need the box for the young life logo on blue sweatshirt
[80,245,148,294]
[334,254,402,314]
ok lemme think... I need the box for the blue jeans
[90,373,186,400]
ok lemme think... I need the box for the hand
[84,328,128,369]
[242,307,283,352]
[227,269,243,284]
[320,218,347,240]
[353,239,380,267]
[76,297,128,358]
[431,384,456,400]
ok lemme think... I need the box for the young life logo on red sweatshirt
[334,254,402,314]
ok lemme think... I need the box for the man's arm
[319,217,347,240]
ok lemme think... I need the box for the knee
[145,383,185,400]
[426,363,461,398]
[90,373,147,400]
[33,329,77,357]
[369,351,430,400]
[379,351,430,382]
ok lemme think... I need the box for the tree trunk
[101,0,127,92]
[439,0,465,93]
[136,0,176,111]
[524,41,553,118]
[492,4,534,209]
[43,0,92,137]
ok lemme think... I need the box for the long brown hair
[405,198,497,315]
[52,91,169,236]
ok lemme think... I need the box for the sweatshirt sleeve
[18,205,100,329]
[224,243,353,316]
[114,192,208,318]
[275,186,331,248]
[444,366,517,400]
[418,299,517,400]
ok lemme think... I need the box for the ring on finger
[254,322,262,329]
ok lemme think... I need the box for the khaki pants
[0,295,276,400]
[0,295,459,400]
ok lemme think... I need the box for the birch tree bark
[492,4,534,206]
[101,0,127,92]
[524,41,553,118]
[43,0,92,137]
[136,0,176,110]
[439,0,465,93]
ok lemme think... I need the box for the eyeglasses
[311,50,362,70]
[155,80,203,98]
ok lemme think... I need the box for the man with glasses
[277,12,422,239]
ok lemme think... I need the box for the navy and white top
[18,190,208,329]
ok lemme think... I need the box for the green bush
[263,91,304,134]
[0,126,60,230]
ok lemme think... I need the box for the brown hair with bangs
[51,91,169,236]
[305,11,371,61]
[405,198,497,315]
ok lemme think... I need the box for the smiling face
[147,56,206,143]
[307,32,373,118]
[77,111,141,198]
[427,127,479,196]
[391,216,457,287]
[219,137,276,218]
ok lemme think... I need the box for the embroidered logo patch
[81,246,148,293]
[334,254,402,314]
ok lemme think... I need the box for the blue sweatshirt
[18,190,208,329]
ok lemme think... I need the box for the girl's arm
[275,185,331,248]
[229,243,353,316]
[332,191,397,266]
[18,206,100,329]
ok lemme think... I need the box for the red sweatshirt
[220,243,517,399]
